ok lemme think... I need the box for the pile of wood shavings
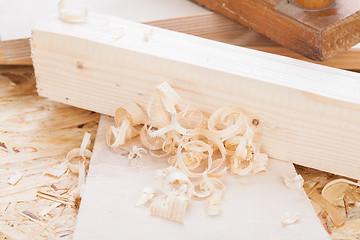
[0,66,99,239]
[106,81,268,222]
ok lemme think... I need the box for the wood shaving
[58,0,88,23]
[66,132,92,174]
[128,146,147,161]
[322,179,360,195]
[150,195,188,223]
[106,103,144,148]
[283,174,304,189]
[44,162,68,178]
[135,187,156,207]
[108,81,268,222]
[206,191,223,216]
[281,211,300,226]
[8,171,23,185]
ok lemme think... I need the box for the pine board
[73,115,329,240]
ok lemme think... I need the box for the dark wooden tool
[191,0,360,61]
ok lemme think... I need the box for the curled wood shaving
[128,146,147,161]
[161,167,193,197]
[321,179,360,207]
[281,211,300,226]
[58,0,88,23]
[283,174,304,190]
[65,132,92,208]
[107,103,144,148]
[322,179,360,195]
[66,132,92,173]
[109,81,268,221]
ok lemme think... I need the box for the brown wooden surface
[191,0,360,61]
[0,47,32,65]
[291,0,335,10]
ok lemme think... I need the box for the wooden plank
[146,13,360,70]
[31,13,360,180]
[2,12,360,69]
[0,47,32,65]
[0,39,31,60]
[73,115,330,240]
[190,0,360,61]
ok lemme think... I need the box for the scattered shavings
[8,171,23,185]
[0,67,98,239]
[283,174,304,190]
[107,81,268,222]
[281,211,300,226]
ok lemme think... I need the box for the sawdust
[0,66,99,239]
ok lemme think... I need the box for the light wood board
[31,13,360,180]
[73,115,329,240]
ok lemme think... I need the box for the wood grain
[291,0,335,10]
[191,0,360,61]
[31,14,360,179]
[147,13,360,70]
[73,115,329,240]
[0,47,32,65]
